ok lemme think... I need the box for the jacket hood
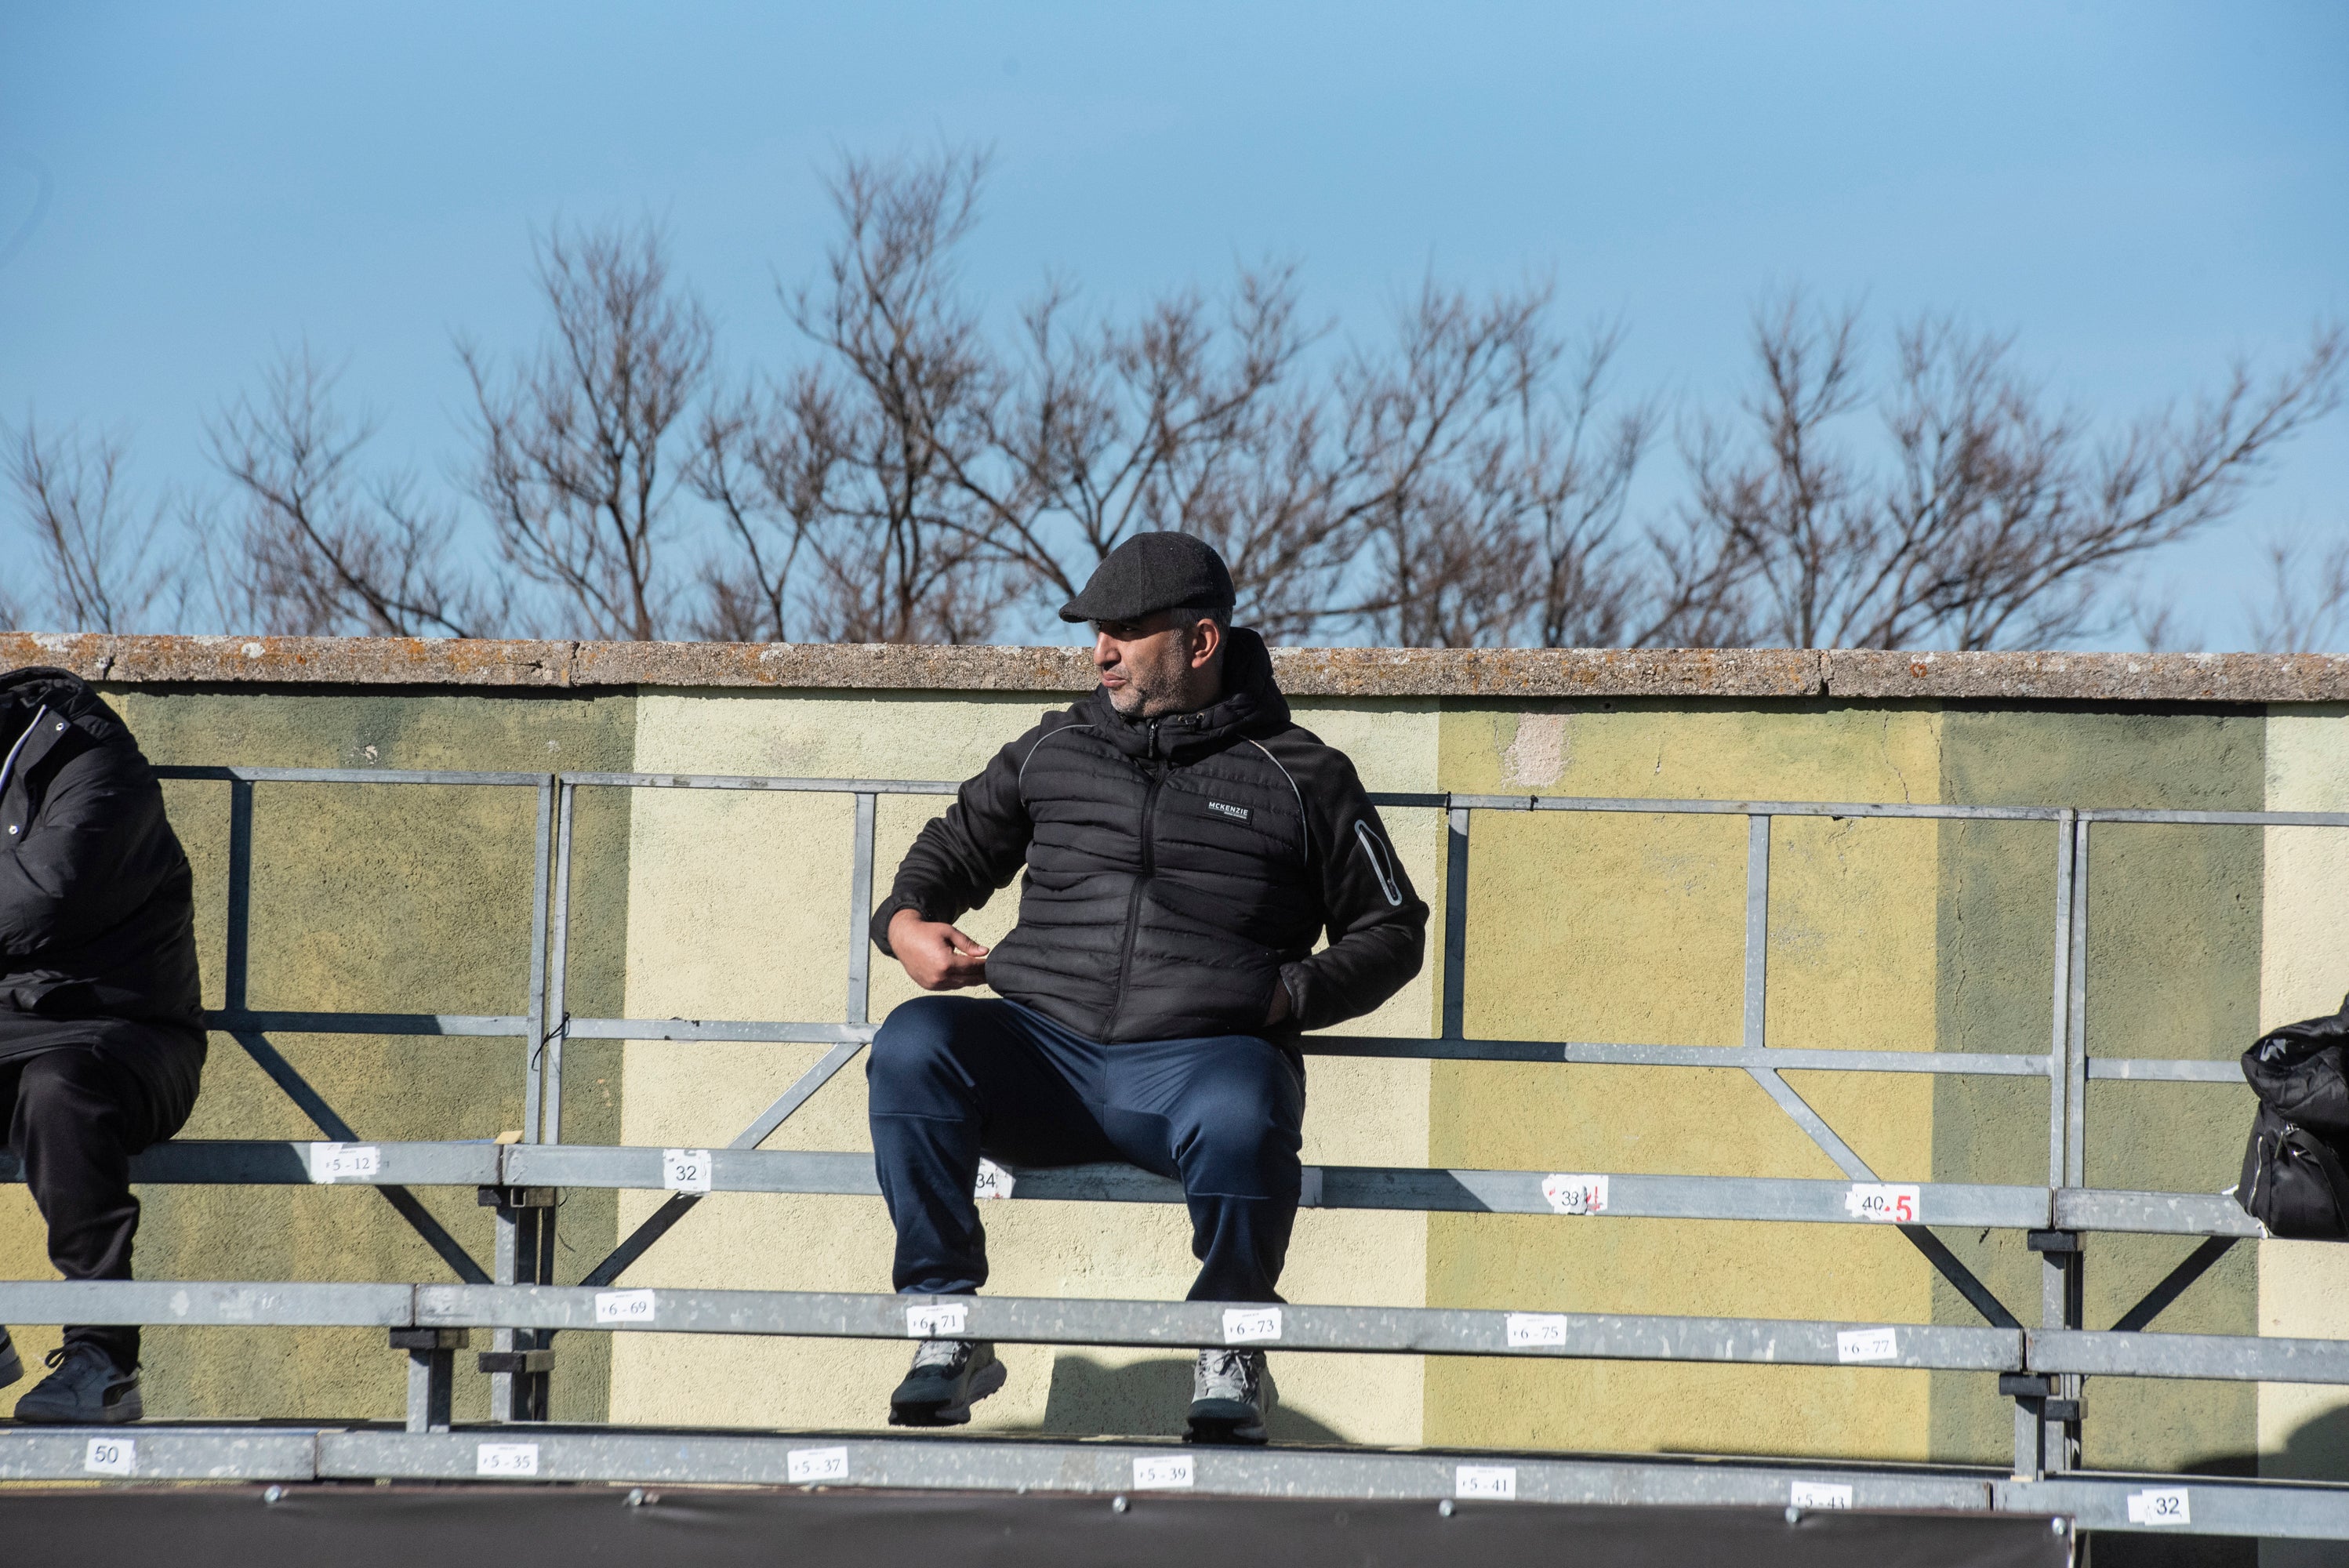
[1084,626,1291,761]
[0,666,130,750]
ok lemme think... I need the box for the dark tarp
[0,1485,2072,1568]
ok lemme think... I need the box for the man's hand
[1263,975,1294,1028]
[889,909,991,991]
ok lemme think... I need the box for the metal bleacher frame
[2,761,2346,1544]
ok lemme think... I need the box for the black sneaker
[14,1343,142,1425]
[888,1339,1005,1427]
[1187,1348,1276,1445]
[0,1327,20,1389]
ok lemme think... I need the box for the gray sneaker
[14,1343,142,1425]
[0,1327,20,1388]
[1187,1348,1276,1445]
[888,1339,1005,1427]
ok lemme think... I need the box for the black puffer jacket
[0,667,205,1115]
[872,630,1427,1044]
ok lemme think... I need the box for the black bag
[2238,995,2349,1237]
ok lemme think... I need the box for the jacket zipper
[1107,720,1164,1039]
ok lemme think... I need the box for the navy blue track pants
[867,996,1305,1303]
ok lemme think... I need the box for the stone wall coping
[5,631,2347,705]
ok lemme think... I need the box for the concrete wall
[6,633,2348,1489]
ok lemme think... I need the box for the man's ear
[1187,617,1224,670]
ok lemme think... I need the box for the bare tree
[206,347,492,637]
[949,263,1367,638]
[462,220,714,641]
[1661,295,2348,650]
[5,416,180,632]
[2247,532,2349,653]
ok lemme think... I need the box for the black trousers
[1,1047,176,1366]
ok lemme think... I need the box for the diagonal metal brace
[577,1038,868,1289]
[233,1031,489,1285]
[2111,1236,2237,1334]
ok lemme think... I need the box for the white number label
[1836,1327,1899,1363]
[2127,1488,2191,1526]
[594,1289,657,1325]
[787,1445,849,1483]
[476,1442,539,1477]
[1540,1174,1609,1215]
[661,1148,712,1194]
[83,1437,136,1475]
[972,1157,1016,1200]
[308,1142,381,1184]
[1454,1465,1517,1500]
[1132,1454,1195,1490]
[906,1302,968,1338]
[1222,1307,1282,1344]
[1505,1312,1570,1349]
[1843,1183,1919,1224]
[1790,1481,1853,1510]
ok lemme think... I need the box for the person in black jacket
[0,666,205,1424]
[866,533,1428,1444]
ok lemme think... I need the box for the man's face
[1092,610,1219,717]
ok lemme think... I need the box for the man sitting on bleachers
[866,534,1428,1444]
[0,666,206,1424]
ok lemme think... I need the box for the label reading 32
[661,1149,712,1193]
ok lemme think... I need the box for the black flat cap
[1058,532,1236,623]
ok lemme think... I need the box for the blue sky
[2,2,2343,647]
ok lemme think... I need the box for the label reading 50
[83,1438,136,1476]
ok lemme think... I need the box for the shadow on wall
[1032,1355,1345,1443]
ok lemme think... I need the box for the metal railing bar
[2031,1327,2349,1385]
[154,762,2349,830]
[1316,1036,2056,1075]
[204,1011,528,1036]
[412,1284,2025,1370]
[560,770,959,795]
[2109,1237,2240,1334]
[541,780,576,1145]
[2085,1058,2244,1083]
[0,1280,414,1327]
[502,1147,2056,1229]
[228,1031,490,1284]
[2053,1188,2261,1238]
[561,1018,877,1044]
[0,1141,503,1185]
[521,775,554,1152]
[1453,794,2068,820]
[2066,822,2091,1189]
[154,765,549,786]
[2081,808,2349,827]
[1440,806,1469,1039]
